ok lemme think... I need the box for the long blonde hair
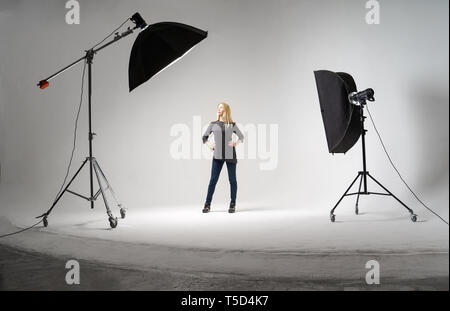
[217,102,233,124]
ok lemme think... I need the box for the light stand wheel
[330,214,336,223]
[43,217,48,227]
[355,205,359,215]
[411,214,418,223]
[109,216,118,228]
[120,206,126,219]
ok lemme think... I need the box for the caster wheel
[109,217,118,228]
[411,214,417,222]
[355,208,359,215]
[120,207,126,219]
[330,214,336,223]
[43,217,48,227]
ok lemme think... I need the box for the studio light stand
[35,25,139,228]
[329,92,418,223]
[35,13,207,228]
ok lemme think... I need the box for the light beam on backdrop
[36,12,208,228]
[314,70,418,223]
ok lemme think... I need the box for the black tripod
[36,28,136,228]
[330,100,418,223]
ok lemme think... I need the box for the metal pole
[37,27,134,89]
[360,104,368,194]
[87,51,95,209]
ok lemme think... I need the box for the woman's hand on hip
[207,141,215,150]
[228,140,237,147]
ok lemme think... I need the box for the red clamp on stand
[38,80,50,90]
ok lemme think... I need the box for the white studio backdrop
[0,0,448,221]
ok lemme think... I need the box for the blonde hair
[217,102,233,124]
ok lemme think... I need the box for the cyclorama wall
[0,0,448,221]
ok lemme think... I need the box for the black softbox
[129,22,208,92]
[314,70,361,154]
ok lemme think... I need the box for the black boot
[228,202,236,213]
[203,203,211,213]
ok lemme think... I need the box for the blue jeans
[205,159,237,204]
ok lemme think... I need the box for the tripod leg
[367,173,417,222]
[37,159,89,226]
[330,173,361,222]
[92,160,118,228]
[355,174,363,215]
[94,160,126,219]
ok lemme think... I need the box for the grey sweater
[202,121,245,163]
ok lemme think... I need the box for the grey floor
[1,244,448,291]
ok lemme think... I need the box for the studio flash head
[348,88,375,105]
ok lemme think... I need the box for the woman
[202,102,244,213]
